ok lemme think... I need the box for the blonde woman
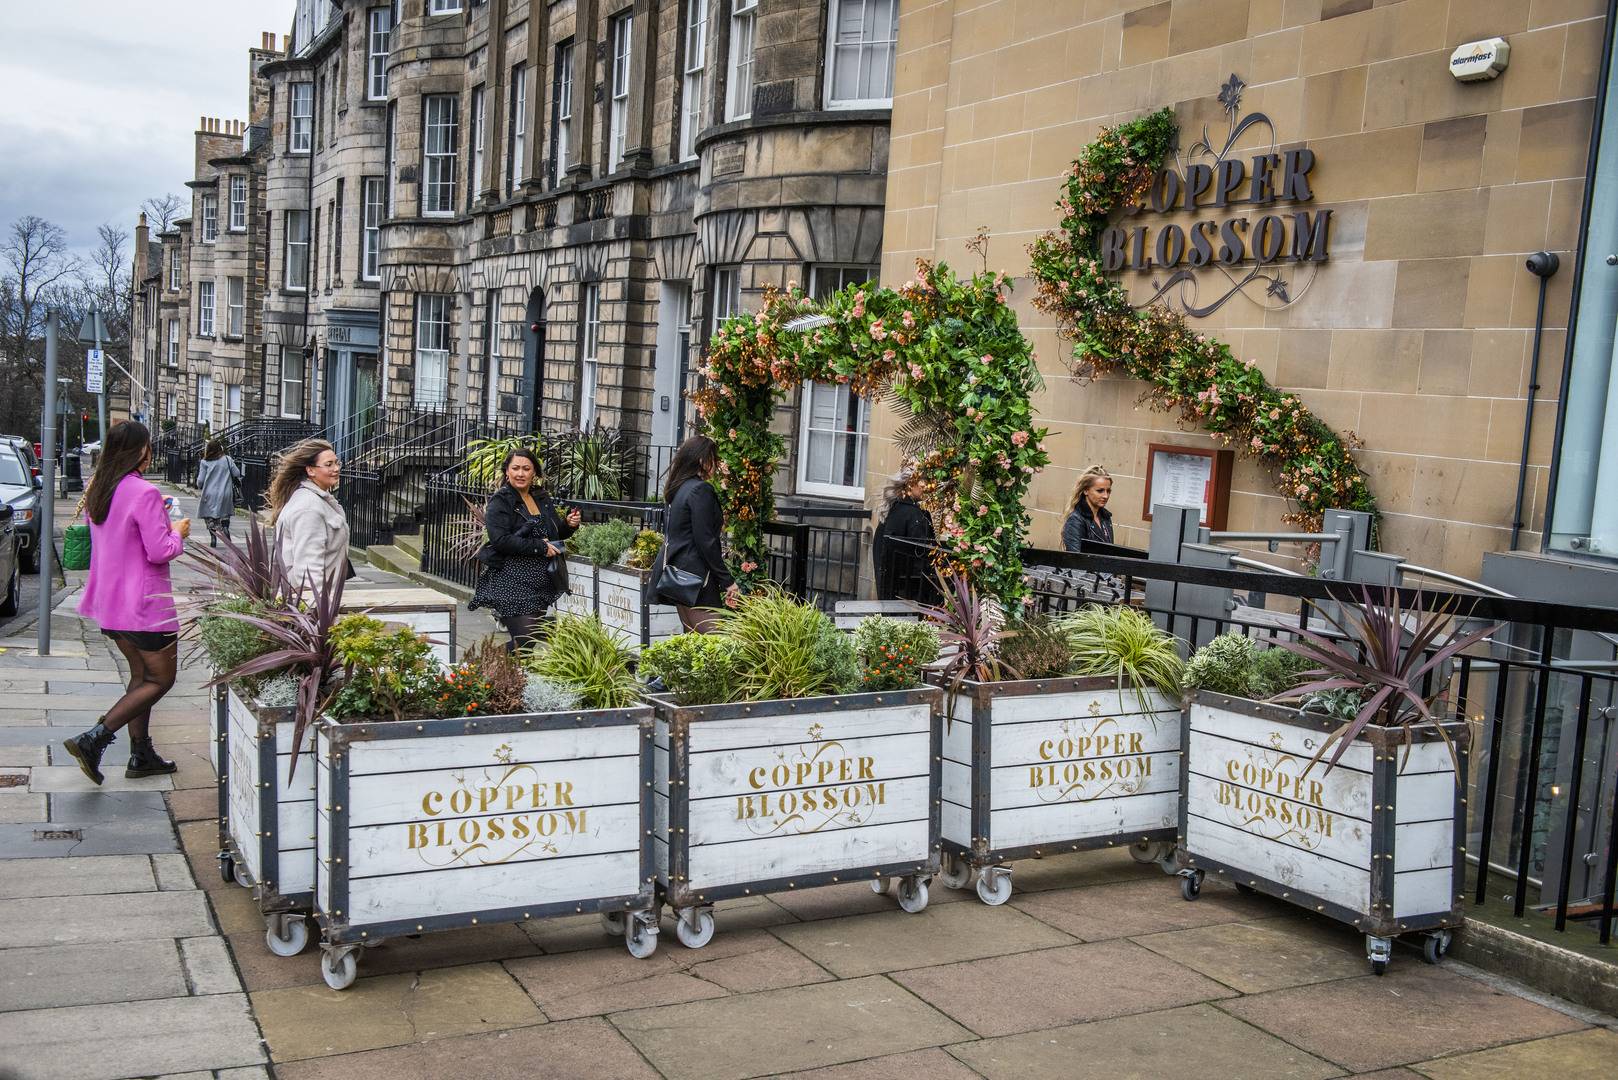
[870,467,935,601]
[268,438,350,594]
[1061,465,1114,551]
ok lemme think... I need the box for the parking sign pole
[94,319,106,447]
[38,313,57,655]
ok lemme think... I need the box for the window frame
[285,209,310,292]
[165,391,178,419]
[421,94,460,217]
[679,0,706,162]
[550,45,573,187]
[361,176,384,282]
[367,6,392,101]
[824,0,899,110]
[290,82,313,153]
[427,0,463,13]
[469,83,486,209]
[198,279,216,337]
[508,64,528,195]
[415,293,452,408]
[385,101,398,215]
[726,0,757,122]
[225,383,243,428]
[578,282,601,430]
[201,194,218,244]
[608,12,633,173]
[228,175,248,231]
[168,246,181,291]
[227,276,245,338]
[795,264,877,500]
[279,345,307,419]
[166,319,180,366]
[196,373,214,425]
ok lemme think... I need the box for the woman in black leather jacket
[659,435,738,632]
[470,447,581,650]
[1061,464,1115,551]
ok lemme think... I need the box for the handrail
[1398,563,1516,598]
[1208,530,1342,544]
[1229,555,1306,577]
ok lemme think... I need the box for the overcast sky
[0,1,296,260]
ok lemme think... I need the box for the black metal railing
[883,537,1618,947]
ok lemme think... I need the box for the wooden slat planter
[312,705,658,989]
[1179,691,1468,973]
[937,676,1181,905]
[553,557,680,650]
[649,687,942,949]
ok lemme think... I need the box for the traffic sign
[86,348,104,394]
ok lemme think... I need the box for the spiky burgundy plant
[910,573,1019,724]
[184,510,293,611]
[1278,585,1500,773]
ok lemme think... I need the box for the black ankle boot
[126,736,178,778]
[63,723,116,786]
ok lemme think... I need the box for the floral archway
[693,258,1050,605]
[1027,107,1377,530]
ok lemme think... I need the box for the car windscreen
[0,452,27,488]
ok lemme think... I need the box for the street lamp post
[38,315,60,655]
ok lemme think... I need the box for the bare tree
[141,193,186,235]
[0,215,83,434]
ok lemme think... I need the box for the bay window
[422,94,459,216]
[726,0,756,122]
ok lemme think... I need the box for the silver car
[0,501,18,617]
[0,442,41,574]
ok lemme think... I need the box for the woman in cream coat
[268,438,350,594]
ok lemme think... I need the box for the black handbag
[656,561,707,607]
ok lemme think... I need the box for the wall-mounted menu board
[1142,444,1234,529]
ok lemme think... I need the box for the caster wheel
[897,876,930,914]
[1422,930,1451,965]
[599,911,626,936]
[1372,959,1389,977]
[869,878,893,895]
[1128,840,1162,864]
[321,949,358,991]
[218,854,235,884]
[975,869,1012,906]
[674,909,715,950]
[265,915,309,957]
[1234,882,1256,895]
[1180,871,1203,901]
[625,915,659,959]
[939,854,971,891]
[232,860,252,889]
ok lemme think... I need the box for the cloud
[0,0,296,255]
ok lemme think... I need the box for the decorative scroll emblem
[1104,74,1330,317]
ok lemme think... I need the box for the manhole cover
[34,829,82,842]
[0,775,25,788]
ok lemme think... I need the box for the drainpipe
[1511,250,1561,550]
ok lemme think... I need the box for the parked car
[3,436,41,479]
[0,442,41,573]
[0,503,18,617]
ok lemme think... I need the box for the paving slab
[165,786,218,824]
[0,817,179,859]
[764,878,966,922]
[250,962,544,1062]
[1218,964,1590,1071]
[1131,915,1370,993]
[0,746,48,767]
[0,890,213,948]
[520,895,793,955]
[507,945,729,1020]
[228,922,538,993]
[952,1002,1340,1080]
[1413,1026,1618,1079]
[209,883,270,938]
[770,898,1075,977]
[0,992,264,1080]
[995,847,1175,893]
[28,765,174,794]
[48,789,171,822]
[152,852,196,891]
[179,935,244,996]
[687,941,835,993]
[0,728,72,750]
[609,975,972,1080]
[893,939,1236,1037]
[775,1047,985,1080]
[0,854,156,899]
[271,1017,658,1080]
[1011,875,1277,940]
[0,939,189,1012]
[0,793,46,823]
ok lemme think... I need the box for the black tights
[501,613,549,654]
[102,638,178,739]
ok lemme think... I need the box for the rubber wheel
[20,544,37,575]
[674,910,715,950]
[625,918,658,959]
[1422,933,1449,965]
[975,871,1012,906]
[897,877,930,914]
[321,949,358,991]
[1181,874,1202,901]
[218,854,235,885]
[869,878,893,895]
[1128,840,1161,864]
[266,916,309,958]
[1372,959,1388,977]
[231,860,252,889]
[1234,882,1257,895]
[939,854,971,891]
[599,911,626,936]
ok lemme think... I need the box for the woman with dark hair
[268,438,349,594]
[196,438,242,548]
[659,435,738,633]
[871,466,938,602]
[64,421,190,784]
[471,447,582,651]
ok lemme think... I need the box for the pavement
[0,485,1614,1079]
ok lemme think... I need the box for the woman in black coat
[871,469,937,602]
[658,435,738,632]
[471,447,582,650]
[1061,464,1115,551]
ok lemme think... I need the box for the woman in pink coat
[64,421,191,784]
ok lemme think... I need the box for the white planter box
[219,689,318,918]
[938,676,1181,904]
[554,557,681,650]
[1180,691,1468,971]
[312,704,658,988]
[650,688,942,948]
[341,583,458,664]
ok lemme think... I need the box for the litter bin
[62,453,83,494]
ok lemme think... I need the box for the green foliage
[569,519,640,567]
[523,674,583,714]
[853,617,942,692]
[1027,108,1376,530]
[1057,605,1183,699]
[197,598,274,676]
[431,636,528,717]
[639,633,745,706]
[1182,633,1258,697]
[464,435,544,490]
[717,587,859,701]
[1251,645,1317,700]
[625,529,663,570]
[1301,688,1364,721]
[522,614,639,711]
[545,428,631,500]
[326,614,441,723]
[694,260,1050,605]
[995,615,1075,682]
